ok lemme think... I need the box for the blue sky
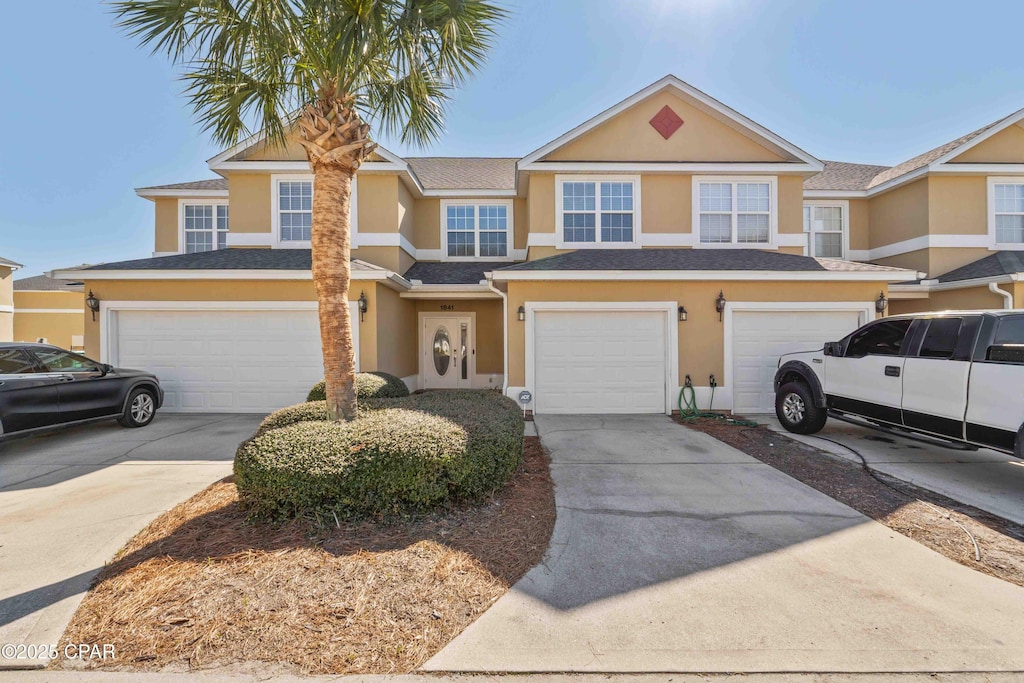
[3,0,1024,277]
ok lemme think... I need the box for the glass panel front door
[422,315,473,389]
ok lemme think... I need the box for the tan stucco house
[12,274,86,350]
[55,74,1024,416]
[0,257,23,342]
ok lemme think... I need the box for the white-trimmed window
[693,176,777,247]
[803,201,848,259]
[180,201,228,253]
[442,200,512,260]
[990,179,1024,246]
[270,174,358,248]
[555,175,641,247]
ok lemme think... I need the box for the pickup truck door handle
[884,365,901,377]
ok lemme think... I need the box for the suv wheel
[775,381,827,435]
[119,388,157,428]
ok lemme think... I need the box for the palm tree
[113,0,505,420]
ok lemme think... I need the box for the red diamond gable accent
[649,105,683,140]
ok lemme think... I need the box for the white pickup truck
[773,310,1024,458]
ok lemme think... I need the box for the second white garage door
[533,310,668,414]
[731,309,864,415]
[112,308,342,413]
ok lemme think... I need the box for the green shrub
[237,390,524,519]
[306,372,410,402]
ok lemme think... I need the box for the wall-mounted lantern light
[85,290,100,322]
[517,305,526,322]
[357,291,368,322]
[875,291,888,315]
[678,305,688,322]
[715,290,727,322]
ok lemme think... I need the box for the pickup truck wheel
[775,381,827,435]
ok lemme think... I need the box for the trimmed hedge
[306,372,410,402]
[236,390,523,519]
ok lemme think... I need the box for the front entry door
[421,316,473,389]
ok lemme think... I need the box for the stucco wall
[848,198,870,252]
[373,283,417,378]
[154,198,180,253]
[227,173,272,234]
[13,290,84,347]
[503,280,884,386]
[950,124,1024,163]
[927,176,987,236]
[868,178,929,248]
[929,285,1007,312]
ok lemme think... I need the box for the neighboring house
[12,274,86,350]
[61,72,1024,417]
[0,257,23,341]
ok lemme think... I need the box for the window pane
[478,205,506,230]
[479,230,507,257]
[996,214,1024,244]
[35,350,97,372]
[994,316,1024,344]
[0,349,37,374]
[803,206,811,233]
[995,184,1024,213]
[563,182,596,211]
[699,183,732,212]
[813,206,843,232]
[600,212,633,242]
[600,182,633,212]
[814,232,842,258]
[563,212,596,242]
[737,214,769,243]
[919,318,962,359]
[699,214,732,243]
[217,205,229,231]
[447,231,475,257]
[184,204,213,231]
[186,231,214,253]
[845,319,913,357]
[736,183,769,212]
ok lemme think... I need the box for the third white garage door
[533,310,668,414]
[731,309,864,414]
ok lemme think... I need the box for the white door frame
[525,301,678,415]
[723,301,874,411]
[98,300,359,371]
[418,312,476,389]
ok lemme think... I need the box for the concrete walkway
[758,414,1024,525]
[0,414,263,668]
[424,415,1024,674]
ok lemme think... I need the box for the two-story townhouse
[55,76,924,416]
[0,257,22,341]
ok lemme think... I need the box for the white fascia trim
[136,189,228,199]
[522,162,819,173]
[848,234,991,262]
[400,285,500,300]
[225,233,275,247]
[803,189,867,199]
[691,175,779,249]
[802,199,851,259]
[423,189,517,198]
[519,75,821,168]
[523,301,679,415]
[642,233,694,247]
[415,249,444,261]
[554,174,643,250]
[491,269,916,283]
[51,269,411,289]
[911,273,1022,293]
[934,164,1024,174]
[0,305,13,313]
[526,233,556,247]
[14,308,84,314]
[212,160,407,173]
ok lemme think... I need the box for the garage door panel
[534,310,667,415]
[732,310,862,415]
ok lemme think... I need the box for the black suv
[0,343,163,438]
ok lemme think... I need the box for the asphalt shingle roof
[403,261,514,285]
[137,179,228,192]
[406,158,517,191]
[804,161,892,191]
[14,274,84,292]
[936,251,1024,283]
[496,249,905,273]
[82,250,385,272]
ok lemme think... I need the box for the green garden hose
[677,375,759,427]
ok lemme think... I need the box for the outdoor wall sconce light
[715,290,727,322]
[85,290,100,321]
[357,291,368,322]
[678,305,688,322]
[517,305,526,322]
[875,291,888,315]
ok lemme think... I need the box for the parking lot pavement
[759,415,1024,525]
[0,414,263,669]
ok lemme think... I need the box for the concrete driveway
[425,415,1024,674]
[0,414,262,668]
[759,415,1024,525]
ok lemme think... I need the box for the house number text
[440,304,455,311]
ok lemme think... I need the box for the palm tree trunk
[311,165,357,421]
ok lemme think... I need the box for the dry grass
[54,437,554,676]
[681,418,1024,588]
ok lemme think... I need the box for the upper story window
[992,181,1024,245]
[555,175,641,248]
[695,177,774,246]
[442,200,512,260]
[181,201,228,253]
[278,180,313,242]
[803,201,847,259]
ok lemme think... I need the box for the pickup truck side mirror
[823,341,842,357]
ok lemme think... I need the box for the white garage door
[113,308,339,413]
[732,309,863,414]
[534,310,667,414]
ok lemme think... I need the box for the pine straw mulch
[679,417,1024,588]
[53,436,555,676]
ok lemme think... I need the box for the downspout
[486,279,509,395]
[989,281,1014,310]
